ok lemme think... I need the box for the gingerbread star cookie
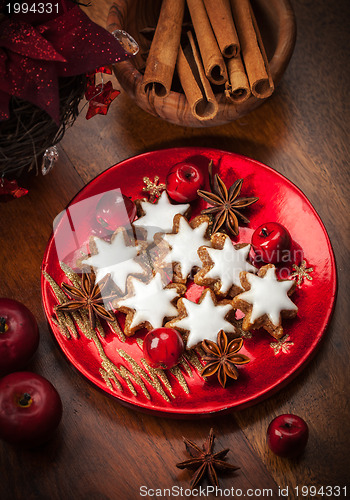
[154,214,211,283]
[113,273,186,336]
[232,264,298,339]
[195,233,256,297]
[132,191,190,242]
[82,228,146,295]
[166,288,236,349]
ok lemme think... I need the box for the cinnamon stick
[177,31,218,121]
[141,0,185,97]
[249,2,274,96]
[203,0,240,58]
[225,55,251,104]
[230,0,274,99]
[186,0,228,85]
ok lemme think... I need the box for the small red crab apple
[0,298,39,377]
[267,414,309,458]
[143,328,185,369]
[252,222,292,264]
[0,372,63,447]
[96,191,136,232]
[166,162,204,202]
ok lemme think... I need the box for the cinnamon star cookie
[232,264,298,339]
[166,288,236,349]
[195,232,256,297]
[114,273,186,336]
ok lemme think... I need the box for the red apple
[96,191,136,231]
[0,372,63,447]
[143,328,184,369]
[0,298,39,377]
[267,414,309,458]
[252,222,292,264]
[166,162,204,202]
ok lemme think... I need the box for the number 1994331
[6,3,59,14]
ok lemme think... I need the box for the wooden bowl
[106,0,296,127]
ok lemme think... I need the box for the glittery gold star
[142,176,166,202]
[270,335,294,355]
[290,260,314,286]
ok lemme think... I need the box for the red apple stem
[18,393,33,407]
[0,317,7,333]
[261,228,269,237]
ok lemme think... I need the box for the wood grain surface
[1,1,349,499]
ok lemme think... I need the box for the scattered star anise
[198,160,258,237]
[56,272,115,330]
[201,330,250,388]
[176,428,238,489]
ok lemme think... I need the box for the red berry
[267,414,309,458]
[252,222,292,264]
[166,162,204,202]
[96,191,136,232]
[143,328,184,369]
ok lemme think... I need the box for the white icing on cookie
[205,240,256,293]
[174,291,235,348]
[133,192,190,241]
[162,217,210,279]
[238,267,298,326]
[82,232,144,293]
[117,273,179,329]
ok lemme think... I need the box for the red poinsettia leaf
[38,7,129,77]
[0,20,66,62]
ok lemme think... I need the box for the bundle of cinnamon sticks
[141,0,274,122]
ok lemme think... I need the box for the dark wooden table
[1,1,349,499]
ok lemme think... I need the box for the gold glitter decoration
[179,356,193,377]
[43,270,67,303]
[100,368,122,391]
[118,364,150,399]
[140,358,176,399]
[44,270,153,396]
[182,350,203,374]
[270,334,294,355]
[51,316,70,339]
[92,334,144,396]
[290,260,314,286]
[170,365,189,394]
[43,269,210,401]
[108,318,125,342]
[118,349,169,402]
[60,262,82,289]
[142,175,166,202]
[80,308,105,339]
[43,271,79,338]
[63,312,79,339]
[188,348,206,374]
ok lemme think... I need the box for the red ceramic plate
[41,148,337,416]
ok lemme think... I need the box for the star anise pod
[198,161,258,237]
[56,272,115,330]
[201,330,250,388]
[176,428,238,489]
